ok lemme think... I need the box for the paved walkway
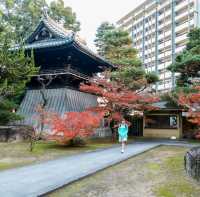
[0,141,198,197]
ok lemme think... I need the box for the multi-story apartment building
[117,0,200,92]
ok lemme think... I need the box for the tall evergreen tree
[94,22,115,57]
[168,28,200,88]
[94,23,158,91]
[49,0,80,31]
[0,31,38,125]
[0,0,80,43]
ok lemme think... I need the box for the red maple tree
[178,86,200,139]
[44,110,104,144]
[40,72,159,144]
[80,73,159,122]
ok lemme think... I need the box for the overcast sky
[47,0,141,51]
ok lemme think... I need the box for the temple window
[145,115,178,129]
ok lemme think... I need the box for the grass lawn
[0,138,118,171]
[47,146,200,197]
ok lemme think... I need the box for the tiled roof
[42,16,73,39]
[12,15,114,68]
[151,101,181,110]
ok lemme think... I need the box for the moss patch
[156,182,196,197]
[146,162,161,171]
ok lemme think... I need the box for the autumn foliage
[44,110,104,144]
[80,74,159,117]
[38,72,159,144]
[178,86,200,139]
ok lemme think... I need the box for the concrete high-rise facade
[117,0,200,92]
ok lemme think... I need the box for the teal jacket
[118,123,128,138]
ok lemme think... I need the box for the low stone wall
[0,126,33,142]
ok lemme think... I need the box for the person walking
[118,119,129,153]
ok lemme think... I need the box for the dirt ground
[47,146,200,197]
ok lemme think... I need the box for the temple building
[16,15,113,135]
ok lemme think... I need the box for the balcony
[159,1,171,13]
[175,0,193,12]
[175,45,185,53]
[165,71,172,79]
[175,9,194,23]
[158,63,165,71]
[163,45,171,52]
[145,58,153,64]
[176,26,188,35]
[158,52,165,59]
[175,33,188,44]
[176,15,190,27]
[159,23,171,33]
[145,1,157,13]
[176,19,194,32]
[159,31,172,41]
[158,51,171,59]
[158,32,165,40]
[165,50,172,56]
[158,40,171,50]
[165,61,172,69]
[158,33,171,42]
[145,31,156,39]
[159,10,171,21]
[160,73,165,80]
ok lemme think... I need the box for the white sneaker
[121,150,124,154]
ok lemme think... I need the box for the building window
[145,115,178,129]
[159,59,164,64]
[159,39,164,44]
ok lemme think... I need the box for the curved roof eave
[12,14,115,69]
[72,40,114,69]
